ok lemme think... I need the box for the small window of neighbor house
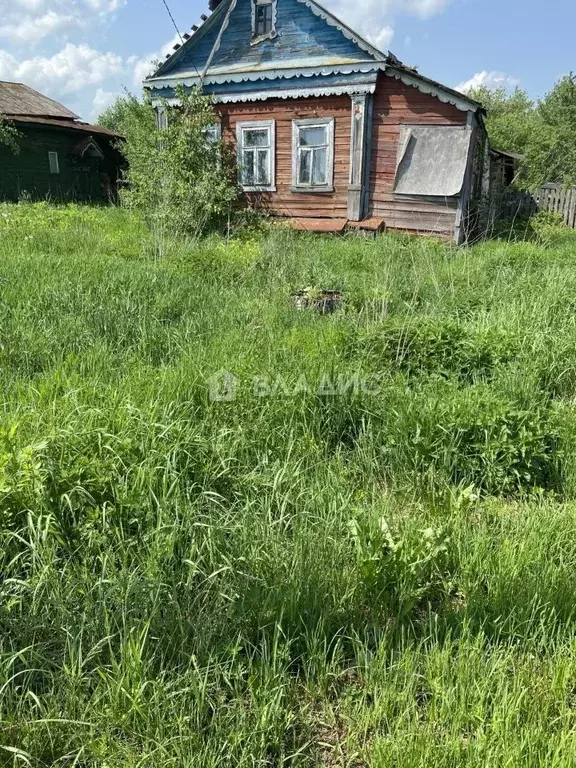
[292,118,334,192]
[48,151,60,175]
[236,120,275,191]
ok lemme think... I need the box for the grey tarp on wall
[394,125,472,197]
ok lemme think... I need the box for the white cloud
[0,11,75,43]
[0,44,125,96]
[456,70,520,94]
[324,0,456,54]
[0,0,127,43]
[132,34,181,87]
[92,87,118,118]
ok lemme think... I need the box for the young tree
[100,87,238,239]
[524,74,576,186]
[0,116,20,154]
[467,85,536,156]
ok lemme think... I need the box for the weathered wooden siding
[219,95,351,218]
[368,73,468,237]
[0,125,103,203]
[161,0,374,81]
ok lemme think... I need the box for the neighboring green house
[0,81,122,203]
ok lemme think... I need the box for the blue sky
[0,0,572,122]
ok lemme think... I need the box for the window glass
[299,126,327,147]
[312,147,327,185]
[299,151,312,186]
[244,129,269,148]
[204,124,221,144]
[243,151,255,185]
[255,3,273,36]
[238,122,274,188]
[293,121,333,188]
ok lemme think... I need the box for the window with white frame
[204,123,222,145]
[252,0,276,40]
[156,108,168,131]
[236,120,275,191]
[292,118,334,192]
[48,151,60,175]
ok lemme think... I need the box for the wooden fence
[502,184,576,227]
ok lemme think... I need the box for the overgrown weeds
[1,203,576,765]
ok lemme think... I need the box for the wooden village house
[0,82,122,204]
[144,0,490,242]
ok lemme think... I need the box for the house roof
[0,81,79,120]
[7,114,121,138]
[148,0,385,84]
[145,0,483,114]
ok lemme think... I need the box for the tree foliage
[469,74,576,187]
[467,86,535,156]
[0,116,20,154]
[98,87,239,239]
[526,74,576,187]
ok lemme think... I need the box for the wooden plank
[347,217,386,232]
[288,217,347,232]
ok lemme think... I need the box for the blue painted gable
[154,0,380,81]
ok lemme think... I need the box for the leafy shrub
[354,317,519,382]
[382,384,564,496]
[0,115,20,153]
[114,88,239,240]
[348,513,451,621]
[529,210,569,246]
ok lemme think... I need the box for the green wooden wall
[0,123,105,203]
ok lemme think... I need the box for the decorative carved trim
[291,117,335,193]
[385,67,478,113]
[146,63,383,89]
[151,82,376,107]
[236,119,276,192]
[348,93,369,220]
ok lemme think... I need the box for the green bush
[354,317,519,382]
[362,383,564,496]
[110,88,239,240]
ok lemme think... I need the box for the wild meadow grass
[1,202,576,765]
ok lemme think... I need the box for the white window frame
[251,0,277,42]
[236,120,276,192]
[204,123,222,145]
[291,118,335,193]
[156,107,168,131]
[48,151,60,175]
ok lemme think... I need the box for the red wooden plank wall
[219,77,470,236]
[218,96,351,218]
[368,73,468,237]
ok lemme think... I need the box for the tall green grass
[1,203,576,765]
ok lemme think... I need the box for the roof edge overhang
[385,67,483,114]
[150,81,377,105]
[8,115,122,138]
[146,61,384,90]
[146,63,482,114]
